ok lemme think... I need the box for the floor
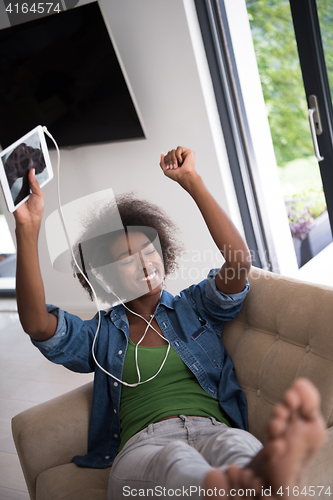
[0,298,93,499]
[297,241,333,288]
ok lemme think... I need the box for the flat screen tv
[0,2,145,149]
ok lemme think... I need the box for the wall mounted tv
[0,2,145,149]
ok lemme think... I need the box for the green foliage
[279,156,327,225]
[246,1,332,239]
[298,186,326,219]
[317,0,333,97]
[277,156,320,194]
[286,183,326,220]
[286,185,326,240]
[245,0,333,166]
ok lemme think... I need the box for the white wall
[1,0,243,314]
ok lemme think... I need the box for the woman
[14,147,325,498]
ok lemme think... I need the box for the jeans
[108,415,263,499]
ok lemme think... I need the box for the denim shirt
[31,269,249,469]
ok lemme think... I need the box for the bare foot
[263,378,326,493]
[202,379,326,498]
[204,466,263,498]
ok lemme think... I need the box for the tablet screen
[0,126,53,212]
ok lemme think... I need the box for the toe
[292,378,322,420]
[227,466,243,487]
[268,405,290,439]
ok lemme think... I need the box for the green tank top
[119,339,230,451]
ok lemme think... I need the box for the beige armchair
[12,267,333,500]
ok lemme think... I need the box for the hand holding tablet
[0,125,53,213]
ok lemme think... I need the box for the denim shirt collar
[104,289,175,325]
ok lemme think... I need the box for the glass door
[246,0,333,269]
[289,0,333,263]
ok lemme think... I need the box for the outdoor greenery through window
[319,0,333,94]
[246,0,333,267]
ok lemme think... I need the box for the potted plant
[287,201,313,266]
[286,186,332,267]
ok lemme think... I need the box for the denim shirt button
[114,409,117,413]
[118,350,123,355]
[114,434,118,438]
[114,382,118,387]
[105,455,110,460]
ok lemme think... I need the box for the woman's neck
[126,291,162,320]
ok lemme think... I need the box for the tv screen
[0,2,145,149]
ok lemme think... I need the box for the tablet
[0,125,53,213]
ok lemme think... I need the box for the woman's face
[109,231,165,299]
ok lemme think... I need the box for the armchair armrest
[12,381,93,500]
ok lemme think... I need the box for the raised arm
[14,169,57,340]
[160,147,251,294]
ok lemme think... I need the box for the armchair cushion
[223,268,333,444]
[36,464,109,500]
